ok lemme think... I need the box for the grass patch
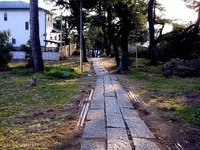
[0,59,91,149]
[177,107,200,125]
[127,58,200,124]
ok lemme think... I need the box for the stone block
[121,108,138,120]
[107,128,132,150]
[125,119,155,139]
[133,138,159,150]
[106,113,125,128]
[90,100,104,109]
[81,139,105,150]
[82,119,106,139]
[86,109,104,121]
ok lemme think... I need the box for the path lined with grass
[81,58,159,150]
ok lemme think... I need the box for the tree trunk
[30,0,44,72]
[118,35,129,72]
[113,43,120,66]
[148,0,157,65]
[193,5,200,35]
[102,23,110,56]
[182,5,200,59]
[82,33,88,62]
[117,26,129,73]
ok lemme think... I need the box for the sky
[158,0,197,23]
[4,0,198,23]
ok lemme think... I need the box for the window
[54,36,57,40]
[12,38,16,44]
[4,11,7,21]
[25,22,29,30]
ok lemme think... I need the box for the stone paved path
[81,58,159,150]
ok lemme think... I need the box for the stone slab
[110,75,118,81]
[93,93,104,101]
[86,109,104,121]
[82,119,106,139]
[121,108,139,120]
[116,94,134,109]
[133,138,159,150]
[96,78,104,87]
[117,99,134,109]
[103,75,112,84]
[105,97,121,114]
[90,100,104,109]
[104,84,115,97]
[125,118,155,139]
[81,139,106,150]
[106,113,125,128]
[93,87,104,95]
[107,128,132,150]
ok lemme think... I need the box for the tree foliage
[0,30,12,70]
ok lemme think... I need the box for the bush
[0,30,13,70]
[20,40,34,68]
[162,58,200,77]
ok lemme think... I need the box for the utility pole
[60,12,63,55]
[80,0,83,73]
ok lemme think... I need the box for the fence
[11,51,60,60]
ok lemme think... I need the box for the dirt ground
[49,57,199,150]
[101,57,200,150]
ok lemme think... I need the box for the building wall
[0,9,55,49]
[0,10,30,47]
[45,13,59,48]
[11,51,60,60]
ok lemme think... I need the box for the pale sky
[158,0,197,23]
[4,0,198,23]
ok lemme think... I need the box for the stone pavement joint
[81,58,159,150]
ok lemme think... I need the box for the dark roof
[0,1,53,14]
[0,1,29,9]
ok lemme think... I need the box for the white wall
[0,9,54,48]
[38,10,46,47]
[11,51,60,60]
[11,51,26,59]
[0,10,30,47]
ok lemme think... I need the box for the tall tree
[115,0,147,72]
[48,0,89,62]
[148,0,157,65]
[181,0,200,59]
[29,0,44,72]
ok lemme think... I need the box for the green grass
[127,58,200,124]
[0,60,87,149]
[175,106,200,124]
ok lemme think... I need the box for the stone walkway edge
[81,58,159,150]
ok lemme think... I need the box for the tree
[47,0,89,62]
[181,0,200,59]
[148,0,157,65]
[0,30,12,70]
[115,0,147,72]
[30,0,44,72]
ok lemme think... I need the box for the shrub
[162,58,200,77]
[162,58,184,70]
[20,40,34,68]
[0,30,13,70]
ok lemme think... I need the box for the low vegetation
[127,58,200,124]
[0,59,94,149]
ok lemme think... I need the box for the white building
[0,1,63,60]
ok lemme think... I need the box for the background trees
[45,0,200,72]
